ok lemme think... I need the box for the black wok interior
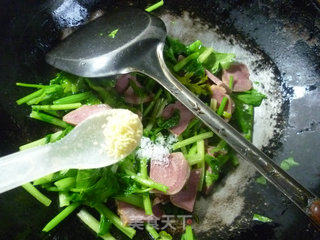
[0,0,319,239]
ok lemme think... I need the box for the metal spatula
[46,7,320,227]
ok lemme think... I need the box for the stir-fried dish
[16,35,266,239]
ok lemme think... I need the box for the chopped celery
[22,183,52,207]
[42,202,80,232]
[94,204,136,239]
[77,209,115,240]
[172,132,214,150]
[30,111,70,128]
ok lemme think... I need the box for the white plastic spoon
[0,109,142,193]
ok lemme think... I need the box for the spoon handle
[0,145,56,193]
[137,43,320,227]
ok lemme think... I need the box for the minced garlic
[103,109,142,159]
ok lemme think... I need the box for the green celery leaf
[232,99,253,137]
[156,110,180,130]
[233,89,266,107]
[256,176,267,185]
[253,213,272,223]
[177,74,210,96]
[166,37,187,56]
[75,169,102,190]
[204,51,235,74]
[280,157,299,171]
[183,59,205,78]
[159,231,173,240]
[71,168,119,204]
[98,214,112,236]
[108,29,118,38]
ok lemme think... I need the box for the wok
[0,0,319,239]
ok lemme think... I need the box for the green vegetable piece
[108,29,119,38]
[16,88,44,105]
[42,202,80,232]
[114,195,144,209]
[204,51,235,74]
[256,176,267,185]
[196,140,205,191]
[210,98,218,111]
[26,85,63,105]
[229,75,234,90]
[143,193,153,215]
[173,52,200,72]
[99,214,112,236]
[222,111,232,119]
[198,47,214,63]
[30,111,70,128]
[145,223,160,239]
[173,131,214,150]
[32,103,82,111]
[72,168,119,204]
[59,192,70,207]
[19,131,63,151]
[181,225,195,240]
[53,92,92,105]
[177,74,209,96]
[280,157,299,171]
[159,231,173,240]
[95,203,136,239]
[77,209,115,240]
[252,213,272,223]
[75,169,102,190]
[233,89,266,107]
[145,0,164,12]
[22,183,52,206]
[232,99,253,138]
[54,177,76,191]
[16,82,46,88]
[217,96,228,116]
[125,170,168,193]
[186,40,205,57]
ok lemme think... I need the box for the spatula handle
[135,43,320,228]
[0,145,56,193]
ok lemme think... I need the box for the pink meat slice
[222,63,252,92]
[162,101,194,136]
[116,201,163,225]
[115,74,153,104]
[62,104,111,126]
[170,169,201,212]
[115,74,135,93]
[150,152,190,195]
[210,85,235,115]
[205,70,231,94]
[124,87,153,105]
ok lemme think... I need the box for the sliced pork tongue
[115,74,134,93]
[150,152,190,195]
[116,201,163,225]
[170,169,201,212]
[205,70,231,94]
[62,104,111,125]
[222,63,252,92]
[210,85,235,117]
[162,101,194,136]
[115,74,153,105]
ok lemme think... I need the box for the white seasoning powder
[136,136,177,166]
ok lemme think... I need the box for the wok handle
[0,145,56,193]
[136,43,320,228]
